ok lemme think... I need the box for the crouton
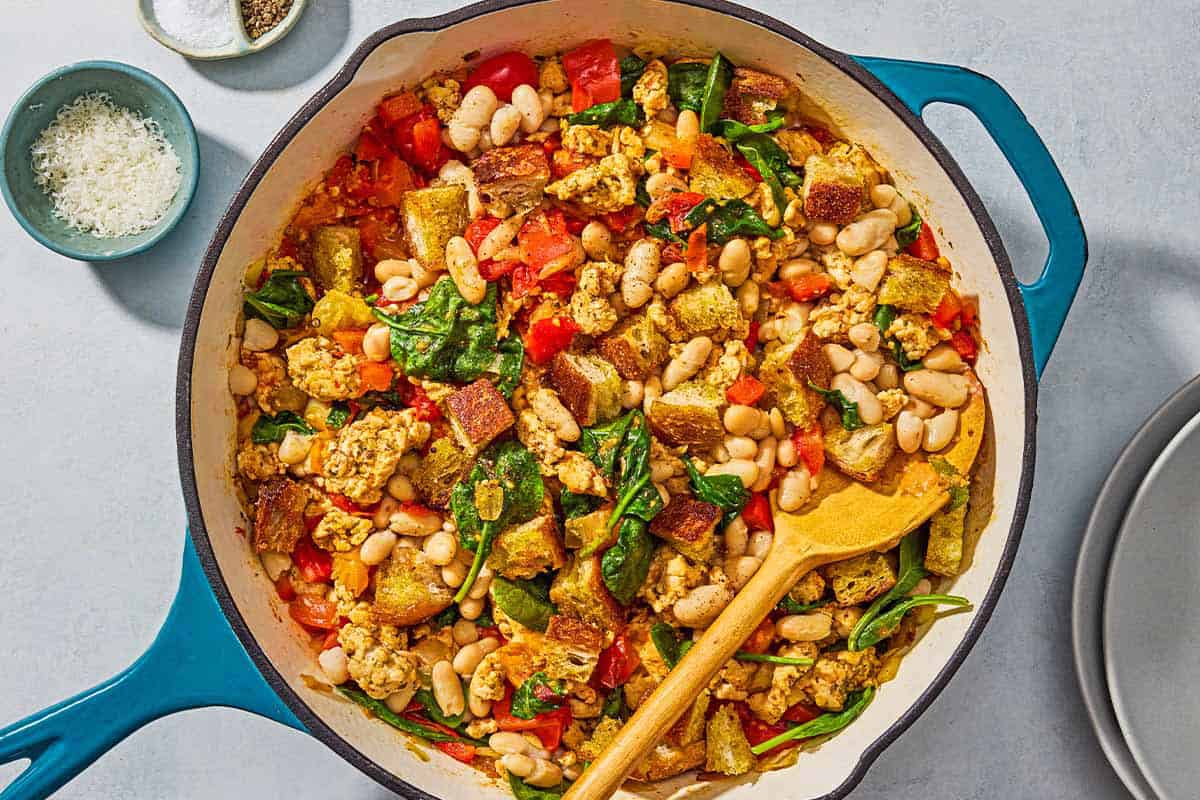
[926,501,967,577]
[759,332,831,428]
[672,689,712,746]
[472,144,551,215]
[670,281,743,339]
[823,417,897,483]
[629,741,707,782]
[798,648,878,711]
[688,134,756,200]
[445,378,515,452]
[722,66,793,126]
[549,352,622,427]
[775,128,826,165]
[253,477,308,553]
[788,570,827,605]
[544,614,604,682]
[823,552,897,606]
[597,312,669,380]
[705,703,755,776]
[488,514,567,579]
[649,497,720,562]
[311,225,363,293]
[826,142,887,197]
[372,546,453,625]
[412,436,472,508]
[648,381,725,447]
[877,254,952,314]
[402,185,469,272]
[565,505,618,553]
[579,717,622,762]
[550,554,625,633]
[803,154,864,225]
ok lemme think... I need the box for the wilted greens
[243,270,313,329]
[251,411,314,444]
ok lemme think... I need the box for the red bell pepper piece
[950,329,978,362]
[726,375,766,406]
[594,632,640,689]
[600,204,643,233]
[464,216,502,253]
[370,153,416,207]
[358,360,395,394]
[321,629,341,650]
[784,273,834,302]
[685,224,708,272]
[292,536,332,583]
[434,741,477,764]
[562,39,621,111]
[354,130,390,162]
[744,320,760,352]
[782,702,821,724]
[741,618,776,654]
[524,316,580,365]
[733,702,797,756]
[906,221,940,261]
[740,492,773,534]
[397,380,443,421]
[734,152,763,181]
[289,595,339,629]
[518,211,578,277]
[275,573,297,602]
[931,291,962,329]
[793,424,825,476]
[328,493,379,517]
[463,51,538,103]
[494,691,572,750]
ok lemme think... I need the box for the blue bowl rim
[0,59,200,262]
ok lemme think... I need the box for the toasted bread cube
[672,688,712,746]
[550,554,625,633]
[403,185,468,271]
[776,128,826,164]
[597,312,669,380]
[827,142,887,197]
[630,741,707,782]
[721,66,793,126]
[688,134,756,200]
[823,552,897,606]
[579,717,623,762]
[877,254,952,314]
[549,352,622,427]
[543,614,605,682]
[803,154,864,225]
[372,546,453,625]
[311,225,363,293]
[649,497,720,562]
[823,417,896,483]
[705,703,755,776]
[760,332,832,428]
[413,436,472,508]
[253,477,309,553]
[445,378,515,452]
[670,281,743,339]
[649,381,724,447]
[564,505,618,552]
[472,144,551,214]
[926,502,967,577]
[487,514,567,579]
[787,570,828,606]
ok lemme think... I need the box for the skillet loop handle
[0,538,303,800]
[855,56,1087,378]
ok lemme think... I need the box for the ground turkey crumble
[322,408,430,505]
[285,336,361,401]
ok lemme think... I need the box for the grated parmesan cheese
[30,92,183,238]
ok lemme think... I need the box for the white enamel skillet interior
[0,1,1085,799]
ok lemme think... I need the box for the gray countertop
[2,1,1195,797]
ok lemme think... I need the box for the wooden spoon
[563,382,986,800]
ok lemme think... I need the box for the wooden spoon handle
[563,548,820,800]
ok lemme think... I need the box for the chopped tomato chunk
[434,741,477,764]
[524,316,580,365]
[464,216,503,253]
[685,224,707,272]
[784,273,834,302]
[594,633,640,689]
[906,221,940,261]
[378,92,422,126]
[463,51,538,102]
[357,360,394,394]
[354,130,390,162]
[740,492,773,533]
[793,424,825,476]
[950,329,978,362]
[744,320,761,352]
[518,211,579,277]
[274,573,296,602]
[332,329,367,355]
[289,595,339,629]
[494,691,572,750]
[562,39,621,111]
[726,375,765,406]
[741,618,776,654]
[371,153,416,207]
[292,536,332,583]
[932,292,963,329]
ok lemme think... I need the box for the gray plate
[1103,407,1200,800]
[1072,377,1200,800]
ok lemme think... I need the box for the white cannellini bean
[526,760,563,789]
[673,584,732,627]
[769,408,787,439]
[923,409,960,452]
[655,482,670,506]
[423,531,458,566]
[718,238,752,287]
[531,389,581,441]
[511,84,545,133]
[490,731,530,755]
[727,555,761,589]
[752,436,777,492]
[468,565,494,600]
[778,258,819,281]
[501,754,536,778]
[459,596,485,620]
[362,323,392,362]
[489,104,522,147]
[374,258,411,283]
[445,236,487,304]
[724,404,763,436]
[875,363,900,390]
[850,349,884,382]
[736,280,760,316]
[229,364,257,395]
[453,637,501,675]
[260,551,292,581]
[432,661,465,717]
[468,684,493,717]
[776,437,797,468]
[318,646,350,684]
[848,322,881,352]
[706,458,759,488]
[621,380,644,409]
[372,496,399,531]
[452,618,479,646]
[449,85,499,150]
[904,369,970,409]
[777,467,811,512]
[747,530,774,559]
[580,221,612,260]
[654,261,689,299]
[896,410,924,453]
[441,559,468,588]
[823,343,855,373]
[622,239,660,309]
[832,373,883,424]
[645,171,688,200]
[905,396,938,419]
[642,376,663,416]
[662,336,712,390]
[870,183,898,209]
[675,109,700,143]
[277,431,313,465]
[387,473,416,502]
[776,613,831,642]
[809,222,838,246]
[242,318,278,352]
[391,507,443,536]
[477,213,524,262]
[890,195,913,227]
[360,530,398,565]
[383,274,419,303]
[723,516,749,556]
[836,209,898,256]
[850,250,888,291]
[922,343,966,373]
[725,435,757,460]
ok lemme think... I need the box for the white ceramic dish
[137,0,308,60]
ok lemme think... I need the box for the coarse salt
[151,0,235,49]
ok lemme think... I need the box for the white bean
[468,565,494,600]
[832,373,883,424]
[848,322,881,352]
[453,637,500,675]
[823,343,855,373]
[890,196,913,227]
[736,280,760,317]
[260,550,292,581]
[360,530,398,565]
[723,516,749,556]
[362,323,391,362]
[777,467,811,512]
[776,613,831,642]
[896,410,924,454]
[645,172,688,200]
[706,458,759,489]
[905,396,938,419]
[778,258,819,281]
[642,376,663,416]
[526,760,563,789]
[752,436,777,492]
[452,618,479,646]
[809,222,838,246]
[489,104,522,147]
[675,109,700,143]
[747,530,774,559]
[580,221,612,261]
[870,183,898,209]
[904,369,970,409]
[385,687,417,715]
[459,596,485,620]
[374,258,411,283]
[727,555,761,589]
[390,508,443,536]
[531,388,581,442]
[776,437,797,468]
[449,85,499,151]
[850,250,889,291]
[876,363,900,390]
[836,209,898,256]
[725,435,757,460]
[501,753,536,778]
[490,731,530,755]
[383,274,419,303]
[432,661,465,717]
[318,646,350,684]
[621,380,644,410]
[229,363,257,395]
[724,405,763,436]
[850,349,884,382]
[445,236,486,305]
[672,584,732,627]
[387,473,416,502]
[423,531,458,566]
[477,213,524,262]
[922,343,966,373]
[718,239,752,287]
[769,408,787,439]
[242,318,278,351]
[622,239,660,309]
[442,559,468,588]
[654,261,689,299]
[662,336,712,390]
[277,431,313,465]
[923,409,960,452]
[511,84,545,133]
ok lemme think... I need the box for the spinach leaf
[601,688,629,720]
[735,132,802,212]
[714,111,786,141]
[620,55,647,97]
[852,594,970,650]
[508,773,568,800]
[431,605,459,628]
[491,575,556,632]
[326,402,351,429]
[894,205,922,248]
[635,177,652,208]
[372,278,504,385]
[475,606,495,628]
[734,652,814,666]
[335,686,485,745]
[566,98,644,127]
[777,596,830,615]
[601,517,655,605]
[413,687,465,729]
[748,687,875,755]
[807,381,864,431]
[698,52,735,132]
[848,531,926,651]
[580,413,635,479]
[251,411,314,444]
[450,441,545,602]
[243,270,313,330]
[682,199,784,244]
[560,490,602,520]
[874,304,923,372]
[644,219,683,242]
[683,456,748,528]
[873,304,897,335]
[667,61,709,113]
[605,410,662,529]
[510,672,566,719]
[491,336,525,399]
[650,622,694,668]
[891,340,925,372]
[929,457,969,511]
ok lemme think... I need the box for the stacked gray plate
[1072,376,1200,800]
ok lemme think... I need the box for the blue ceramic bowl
[0,60,199,261]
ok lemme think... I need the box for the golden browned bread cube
[877,254,952,314]
[688,134,756,200]
[760,332,832,428]
[253,477,309,553]
[597,312,669,381]
[550,554,625,632]
[926,502,967,577]
[649,497,721,562]
[823,552,897,606]
[823,418,897,483]
[803,154,864,225]
[472,144,551,214]
[444,378,515,452]
[648,381,725,447]
[721,66,794,125]
[549,351,622,427]
[412,435,473,508]
[402,185,468,271]
[372,547,453,625]
[669,281,743,339]
[487,514,567,579]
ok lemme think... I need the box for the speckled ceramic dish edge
[137,0,308,60]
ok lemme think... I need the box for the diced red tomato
[726,375,765,406]
[600,204,643,233]
[434,741,477,764]
[332,328,367,355]
[378,92,422,126]
[410,118,442,168]
[685,224,707,272]
[275,573,297,602]
[562,39,621,111]
[666,192,705,233]
[662,140,694,170]
[563,214,588,236]
[594,632,640,689]
[524,316,580,365]
[292,536,332,583]
[396,380,443,421]
[391,105,443,173]
[744,320,760,352]
[782,702,821,724]
[326,155,354,191]
[741,492,773,534]
[479,259,518,281]
[321,629,341,650]
[371,153,417,207]
[793,424,825,476]
[463,51,538,102]
[538,271,577,297]
[328,493,379,517]
[494,691,572,750]
[906,221,940,261]
[357,360,394,394]
[551,148,595,178]
[950,329,978,362]
[518,211,579,277]
[289,595,339,629]
[354,130,390,162]
[732,702,796,755]
[931,292,962,329]
[784,273,834,302]
[356,208,404,261]
[741,618,776,654]
[734,152,762,181]
[465,217,503,253]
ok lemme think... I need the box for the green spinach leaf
[894,205,922,248]
[605,410,662,528]
[667,61,709,113]
[251,411,314,444]
[510,672,566,719]
[560,490,602,520]
[735,132,802,212]
[491,336,525,399]
[777,597,830,615]
[635,177,652,208]
[620,55,647,97]
[748,687,875,755]
[650,622,695,668]
[601,688,629,720]
[714,112,786,141]
[852,594,970,650]
[601,517,655,605]
[891,339,925,372]
[874,304,923,372]
[848,531,926,651]
[243,270,313,330]
[734,652,814,666]
[413,687,465,729]
[698,52,735,132]
[682,199,784,244]
[326,402,351,429]
[566,98,644,127]
[947,484,969,511]
[508,774,568,800]
[335,686,484,745]
[490,575,556,632]
[807,381,864,431]
[431,606,459,628]
[682,456,748,527]
[873,304,897,335]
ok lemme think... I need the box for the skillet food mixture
[230,42,983,796]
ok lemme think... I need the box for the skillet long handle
[563,548,818,800]
[0,537,303,800]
